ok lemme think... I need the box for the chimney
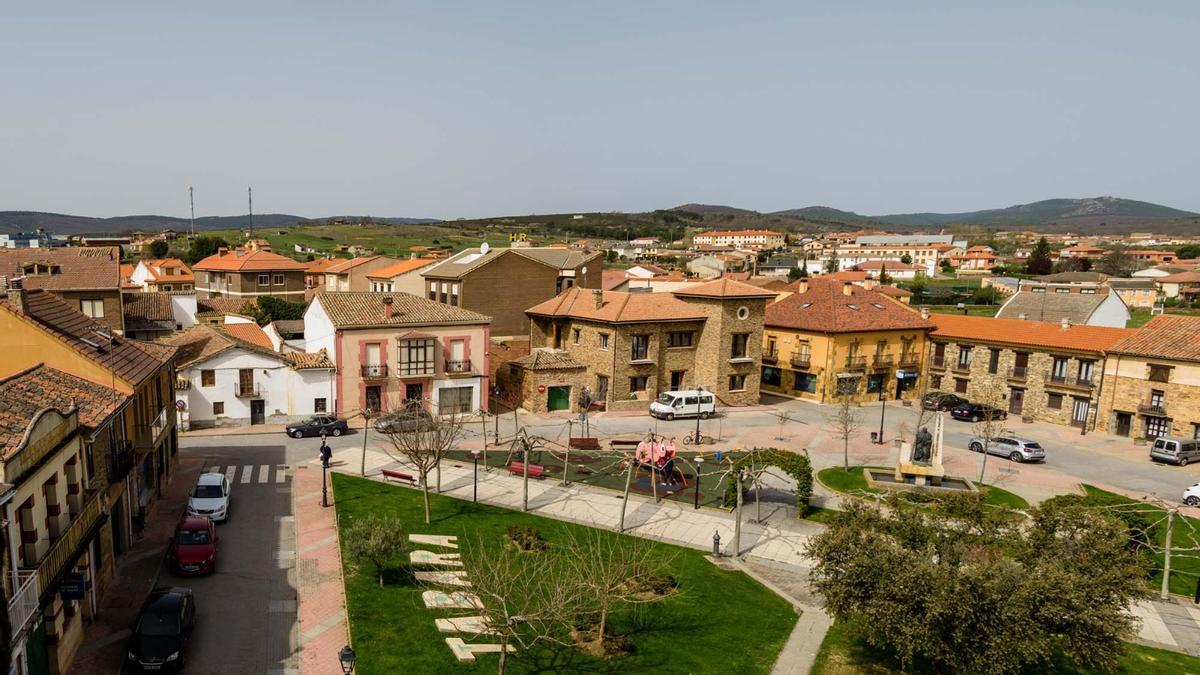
[842,281,854,296]
[217,247,229,256]
[1018,313,1027,320]
[383,296,394,319]
[592,289,604,310]
[795,279,808,294]
[1061,317,1070,329]
[920,306,930,320]
[863,278,876,290]
[8,286,27,315]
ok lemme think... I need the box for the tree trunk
[843,436,849,471]
[598,603,609,647]
[498,634,509,674]
[522,452,530,512]
[618,458,634,532]
[421,482,432,524]
[361,423,369,476]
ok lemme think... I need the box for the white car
[1184,483,1200,507]
[187,473,231,522]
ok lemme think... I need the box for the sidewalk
[70,454,206,674]
[294,464,352,674]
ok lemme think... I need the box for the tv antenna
[248,187,254,239]
[188,186,195,238]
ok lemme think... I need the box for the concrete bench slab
[435,616,498,635]
[410,550,463,567]
[446,637,515,662]
[415,570,472,587]
[410,534,458,548]
[422,590,483,609]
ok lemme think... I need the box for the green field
[926,305,1001,317]
[200,222,545,259]
[332,473,797,674]
[815,466,1029,510]
[811,619,1200,675]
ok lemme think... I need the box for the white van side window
[700,395,713,405]
[684,397,698,406]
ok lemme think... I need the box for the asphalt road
[156,441,301,675]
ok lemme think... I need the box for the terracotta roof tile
[995,291,1109,324]
[930,313,1134,353]
[0,247,120,290]
[324,256,379,274]
[766,278,933,333]
[510,349,587,371]
[1158,271,1200,283]
[141,258,195,283]
[196,297,256,316]
[671,277,778,299]
[1106,315,1200,362]
[193,249,305,272]
[315,292,491,328]
[288,349,335,370]
[526,287,707,324]
[365,258,437,279]
[303,258,342,274]
[164,324,283,367]
[223,323,273,349]
[0,364,128,456]
[122,292,175,328]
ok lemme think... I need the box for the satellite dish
[581,266,588,275]
[480,242,491,255]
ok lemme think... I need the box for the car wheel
[1180,457,1190,467]
[666,413,675,421]
[700,411,712,419]
[1186,496,1200,506]
[969,442,983,453]
[1009,451,1023,463]
[331,428,342,437]
[970,414,980,423]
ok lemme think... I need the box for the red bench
[569,437,601,450]
[381,469,417,485]
[508,461,545,479]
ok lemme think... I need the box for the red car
[170,516,218,576]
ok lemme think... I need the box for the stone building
[192,247,307,300]
[928,314,1133,429]
[496,349,590,414]
[522,279,775,413]
[0,246,124,333]
[761,278,933,404]
[1097,315,1200,440]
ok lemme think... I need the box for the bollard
[1194,576,1200,605]
[712,530,722,557]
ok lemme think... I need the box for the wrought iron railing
[360,364,389,378]
[23,490,102,598]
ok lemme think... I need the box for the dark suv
[950,402,1008,423]
[922,391,968,411]
[127,587,195,672]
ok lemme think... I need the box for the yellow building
[761,278,934,403]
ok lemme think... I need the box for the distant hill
[671,203,758,216]
[873,197,1199,228]
[770,206,874,225]
[0,211,439,235]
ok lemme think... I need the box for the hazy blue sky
[2,2,1197,219]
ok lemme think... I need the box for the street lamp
[321,430,330,508]
[693,456,704,510]
[338,644,356,674]
[694,385,705,443]
[471,449,480,502]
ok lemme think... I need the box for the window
[793,371,817,394]
[954,377,968,394]
[450,283,460,306]
[1055,288,1069,293]
[670,370,686,389]
[258,274,270,286]
[1149,364,1172,383]
[1047,393,1063,409]
[631,335,650,361]
[598,333,610,351]
[1149,389,1165,409]
[666,331,694,348]
[314,398,327,413]
[1081,288,1096,294]
[930,374,943,390]
[1031,287,1046,293]
[1077,360,1095,384]
[80,299,105,318]
[629,376,647,393]
[398,338,435,376]
[428,283,437,301]
[440,282,449,304]
[933,342,946,366]
[201,370,215,387]
[438,386,473,415]
[161,284,172,292]
[183,284,192,291]
[762,367,781,386]
[572,328,581,345]
[595,375,609,399]
[213,402,225,415]
[1146,416,1170,438]
[731,333,750,359]
[866,373,885,393]
[736,306,750,320]
[273,274,285,285]
[988,348,1000,374]
[729,374,747,391]
[956,346,972,370]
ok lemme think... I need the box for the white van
[649,390,715,420]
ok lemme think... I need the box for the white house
[166,323,335,428]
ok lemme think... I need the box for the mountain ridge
[0,211,440,235]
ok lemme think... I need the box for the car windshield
[656,393,674,405]
[176,529,211,545]
[193,485,223,499]
[138,608,180,636]
[302,417,324,426]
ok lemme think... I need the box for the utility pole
[188,186,195,238]
[248,186,254,239]
[1162,508,1176,600]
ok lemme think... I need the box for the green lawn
[1128,309,1154,328]
[332,473,797,674]
[1077,485,1200,596]
[816,466,1030,510]
[811,620,1200,675]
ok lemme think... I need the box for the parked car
[286,415,350,439]
[187,473,231,522]
[922,391,968,412]
[649,390,716,420]
[968,435,1045,463]
[949,402,1008,423]
[374,409,434,434]
[1183,483,1200,507]
[170,516,218,576]
[126,587,196,672]
[1149,436,1200,467]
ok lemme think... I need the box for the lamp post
[875,379,887,445]
[694,385,705,443]
[471,449,480,502]
[693,456,704,510]
[321,431,330,508]
[338,644,356,674]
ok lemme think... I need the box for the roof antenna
[248,186,254,240]
[189,186,196,239]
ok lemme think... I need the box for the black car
[922,391,968,411]
[950,402,1008,423]
[286,415,350,439]
[127,587,195,672]
[374,409,434,434]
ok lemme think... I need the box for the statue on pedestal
[912,427,933,465]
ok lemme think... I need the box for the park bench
[507,461,545,479]
[381,469,417,485]
[609,439,640,450]
[568,437,601,450]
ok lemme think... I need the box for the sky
[2,2,1198,220]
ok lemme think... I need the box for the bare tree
[563,528,677,657]
[458,535,583,674]
[968,379,1010,484]
[828,379,862,471]
[343,514,408,587]
[379,407,466,524]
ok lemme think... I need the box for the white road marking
[258,464,269,483]
[223,465,237,483]
[241,465,254,484]
[276,465,288,483]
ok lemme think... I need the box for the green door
[547,386,570,412]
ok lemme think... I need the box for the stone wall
[1097,356,1200,439]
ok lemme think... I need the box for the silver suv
[968,436,1045,463]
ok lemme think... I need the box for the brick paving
[69,454,205,674]
[294,464,352,674]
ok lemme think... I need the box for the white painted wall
[1088,293,1131,328]
[170,293,197,328]
[223,314,254,325]
[303,297,337,360]
[431,379,482,414]
[287,368,336,417]
[183,349,291,427]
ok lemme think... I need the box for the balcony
[951,360,971,374]
[22,490,104,598]
[931,355,946,370]
[899,352,920,367]
[1045,373,1094,390]
[444,359,474,374]
[107,440,135,485]
[844,356,867,371]
[175,378,190,391]
[762,349,778,365]
[8,570,39,640]
[235,383,261,398]
[1007,366,1027,382]
[871,354,894,369]
[133,407,169,452]
[790,354,811,369]
[361,364,389,379]
[1138,401,1169,417]
[397,362,435,377]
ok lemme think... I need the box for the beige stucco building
[1097,315,1200,440]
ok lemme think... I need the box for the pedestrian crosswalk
[206,464,291,485]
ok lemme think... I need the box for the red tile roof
[164,324,283,367]
[671,277,778,299]
[315,292,490,328]
[288,349,335,370]
[365,258,437,279]
[1106,315,1200,362]
[223,322,274,349]
[526,287,707,323]
[303,258,342,274]
[0,364,128,456]
[193,249,305,272]
[0,247,120,291]
[766,278,933,333]
[324,257,379,274]
[930,313,1134,353]
[142,258,195,283]
[1158,271,1200,283]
